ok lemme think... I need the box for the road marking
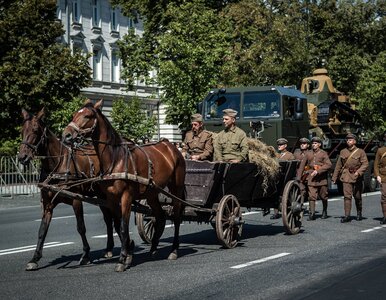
[242,211,260,216]
[361,225,386,233]
[0,242,74,256]
[230,252,291,269]
[328,191,380,202]
[34,215,89,222]
[92,233,120,238]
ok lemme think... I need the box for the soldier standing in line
[270,138,296,219]
[181,113,213,161]
[276,138,295,160]
[213,109,248,163]
[374,131,386,224]
[332,133,369,223]
[294,138,311,201]
[297,137,332,220]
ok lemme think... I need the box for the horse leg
[26,194,55,271]
[72,200,91,265]
[167,188,184,260]
[115,192,133,272]
[147,194,166,258]
[99,206,114,258]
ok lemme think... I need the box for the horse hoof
[167,252,178,260]
[104,251,113,258]
[115,263,126,272]
[150,250,158,259]
[25,262,38,271]
[125,255,133,267]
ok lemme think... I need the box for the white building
[56,0,182,141]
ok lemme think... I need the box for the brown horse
[18,108,120,270]
[62,99,186,272]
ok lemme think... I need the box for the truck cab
[199,86,309,148]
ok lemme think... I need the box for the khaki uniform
[214,126,248,162]
[374,146,386,217]
[294,149,310,199]
[276,150,295,160]
[332,146,369,216]
[297,149,332,215]
[182,130,213,161]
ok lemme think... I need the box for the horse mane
[92,104,123,146]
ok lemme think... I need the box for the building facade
[56,0,182,141]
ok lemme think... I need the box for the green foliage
[0,0,91,142]
[110,97,157,141]
[355,51,386,135]
[0,138,20,156]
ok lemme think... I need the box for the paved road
[0,191,385,299]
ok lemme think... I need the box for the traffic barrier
[0,156,40,198]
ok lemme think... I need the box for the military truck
[198,69,378,192]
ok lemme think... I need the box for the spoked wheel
[135,199,155,244]
[215,195,243,249]
[282,180,304,235]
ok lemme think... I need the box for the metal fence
[0,156,40,198]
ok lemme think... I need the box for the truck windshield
[204,92,241,120]
[243,91,281,118]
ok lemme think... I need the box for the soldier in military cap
[270,138,295,219]
[332,133,369,223]
[181,113,213,161]
[276,138,295,160]
[297,136,332,220]
[294,138,310,160]
[213,109,248,163]
[374,131,386,224]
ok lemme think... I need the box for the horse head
[18,108,47,165]
[62,99,102,146]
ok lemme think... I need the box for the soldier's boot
[270,208,280,219]
[308,201,316,221]
[355,198,363,221]
[380,203,386,224]
[321,200,328,219]
[341,199,351,223]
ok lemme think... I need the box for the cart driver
[213,109,248,163]
[181,113,213,161]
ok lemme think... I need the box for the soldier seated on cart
[181,113,213,161]
[213,109,249,163]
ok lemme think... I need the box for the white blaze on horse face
[78,108,85,113]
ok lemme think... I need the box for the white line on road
[328,191,380,202]
[0,242,59,253]
[230,252,291,269]
[242,211,260,216]
[34,215,89,222]
[0,242,74,256]
[92,233,121,238]
[361,225,386,233]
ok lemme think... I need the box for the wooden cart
[136,159,304,249]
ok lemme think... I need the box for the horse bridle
[21,127,47,155]
[67,117,98,141]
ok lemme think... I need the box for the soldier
[374,131,386,224]
[213,109,248,163]
[271,138,295,219]
[181,113,213,161]
[276,138,295,160]
[332,133,369,223]
[294,138,311,201]
[297,137,332,220]
[294,138,310,160]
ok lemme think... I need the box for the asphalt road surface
[0,190,385,300]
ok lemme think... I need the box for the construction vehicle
[198,69,378,192]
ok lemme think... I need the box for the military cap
[222,108,238,117]
[346,133,357,140]
[191,113,203,123]
[277,138,288,145]
[311,136,322,143]
[299,137,310,144]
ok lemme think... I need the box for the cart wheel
[135,199,155,244]
[282,180,304,235]
[216,195,243,249]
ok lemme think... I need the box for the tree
[354,51,386,135]
[0,0,91,152]
[110,97,157,142]
[118,0,231,129]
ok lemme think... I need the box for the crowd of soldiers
[180,109,386,225]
